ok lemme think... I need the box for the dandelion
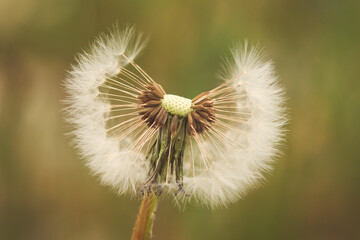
[64,25,287,240]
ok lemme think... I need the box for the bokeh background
[1,0,359,239]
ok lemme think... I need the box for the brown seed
[157,83,166,95]
[192,91,210,103]
[137,82,168,128]
[138,108,151,115]
[143,100,161,107]
[171,115,178,137]
[160,110,168,126]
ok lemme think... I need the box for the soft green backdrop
[1,0,359,239]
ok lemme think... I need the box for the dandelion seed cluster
[64,26,287,208]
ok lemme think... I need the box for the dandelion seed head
[64,26,287,208]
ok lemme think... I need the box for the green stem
[131,193,159,240]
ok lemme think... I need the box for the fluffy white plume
[180,42,287,207]
[64,26,149,195]
[64,26,287,208]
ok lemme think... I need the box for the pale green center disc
[161,94,192,117]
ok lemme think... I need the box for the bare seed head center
[161,94,192,117]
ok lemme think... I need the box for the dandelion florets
[64,26,287,208]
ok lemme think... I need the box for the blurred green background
[1,0,359,239]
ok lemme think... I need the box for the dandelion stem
[131,193,159,240]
